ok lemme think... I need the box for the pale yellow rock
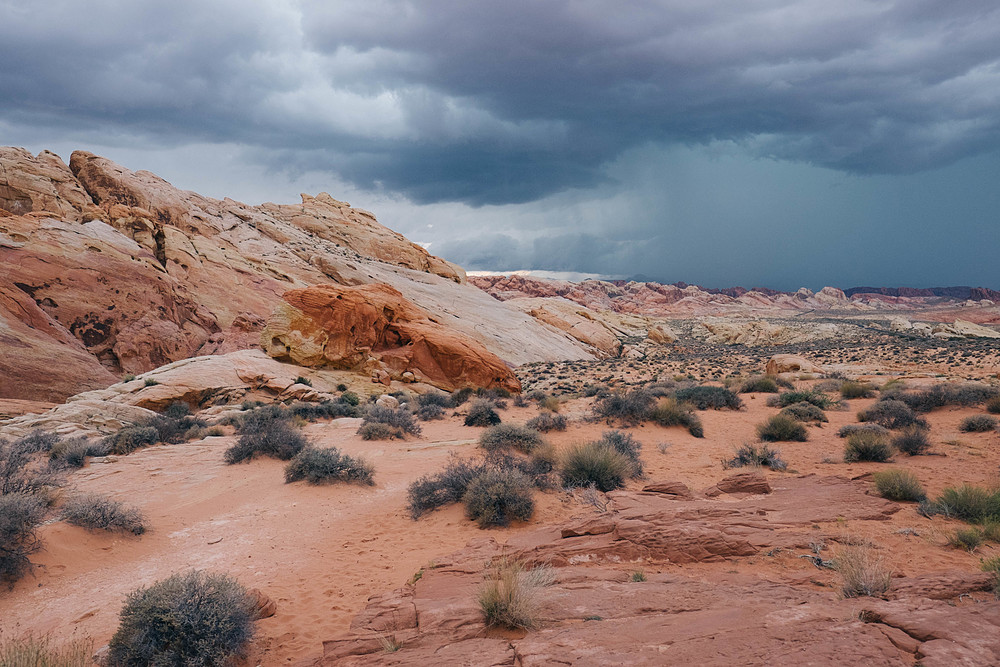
[765,354,824,376]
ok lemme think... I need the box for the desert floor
[2,369,999,665]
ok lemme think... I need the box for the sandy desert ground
[3,350,999,664]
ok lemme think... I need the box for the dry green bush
[756,414,807,442]
[724,443,787,471]
[107,570,256,667]
[959,415,997,433]
[0,493,46,587]
[284,447,374,486]
[479,424,545,454]
[62,494,146,535]
[872,469,925,502]
[463,468,535,528]
[844,431,892,462]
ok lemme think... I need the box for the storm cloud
[2,1,999,288]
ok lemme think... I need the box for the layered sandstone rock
[263,284,522,392]
[0,148,594,400]
[321,475,1000,667]
[765,354,824,375]
[502,297,623,358]
[0,349,341,440]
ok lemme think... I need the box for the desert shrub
[289,400,360,421]
[48,437,93,468]
[1,438,62,496]
[143,411,206,445]
[837,423,890,439]
[478,557,550,630]
[986,396,1000,414]
[857,399,925,430]
[959,415,997,433]
[284,447,374,485]
[107,570,255,667]
[143,378,159,387]
[408,456,486,519]
[649,398,704,437]
[224,420,307,464]
[359,405,421,438]
[882,383,999,412]
[163,401,191,419]
[949,528,984,552]
[844,431,892,462]
[236,404,289,429]
[739,376,779,393]
[581,383,607,398]
[779,402,828,423]
[463,467,535,528]
[415,403,446,421]
[980,520,1000,543]
[479,424,544,454]
[813,379,844,393]
[62,494,145,535]
[560,441,632,492]
[591,388,655,427]
[872,470,926,502]
[526,412,567,432]
[464,400,501,427]
[756,414,807,442]
[15,430,60,454]
[522,445,559,485]
[930,485,1000,523]
[340,391,360,406]
[674,386,742,410]
[101,426,159,455]
[596,430,643,478]
[293,376,312,387]
[724,443,788,471]
[0,493,46,587]
[770,391,832,409]
[416,391,451,409]
[836,545,892,597]
[840,381,876,399]
[450,387,475,407]
[892,427,931,456]
[356,422,399,441]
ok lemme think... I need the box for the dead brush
[477,556,554,630]
[835,544,892,598]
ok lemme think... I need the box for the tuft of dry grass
[477,556,553,630]
[835,544,892,598]
[0,633,94,667]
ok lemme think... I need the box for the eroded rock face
[765,354,824,375]
[320,474,1000,667]
[0,149,595,400]
[0,349,317,440]
[502,297,623,358]
[263,284,522,393]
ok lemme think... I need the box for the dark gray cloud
[4,1,1000,204]
[1,1,999,288]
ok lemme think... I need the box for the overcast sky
[2,0,999,290]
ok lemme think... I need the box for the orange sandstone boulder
[263,284,521,393]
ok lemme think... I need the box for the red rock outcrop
[1,148,594,400]
[320,474,1000,667]
[263,284,521,392]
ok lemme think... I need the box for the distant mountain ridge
[843,286,1000,300]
